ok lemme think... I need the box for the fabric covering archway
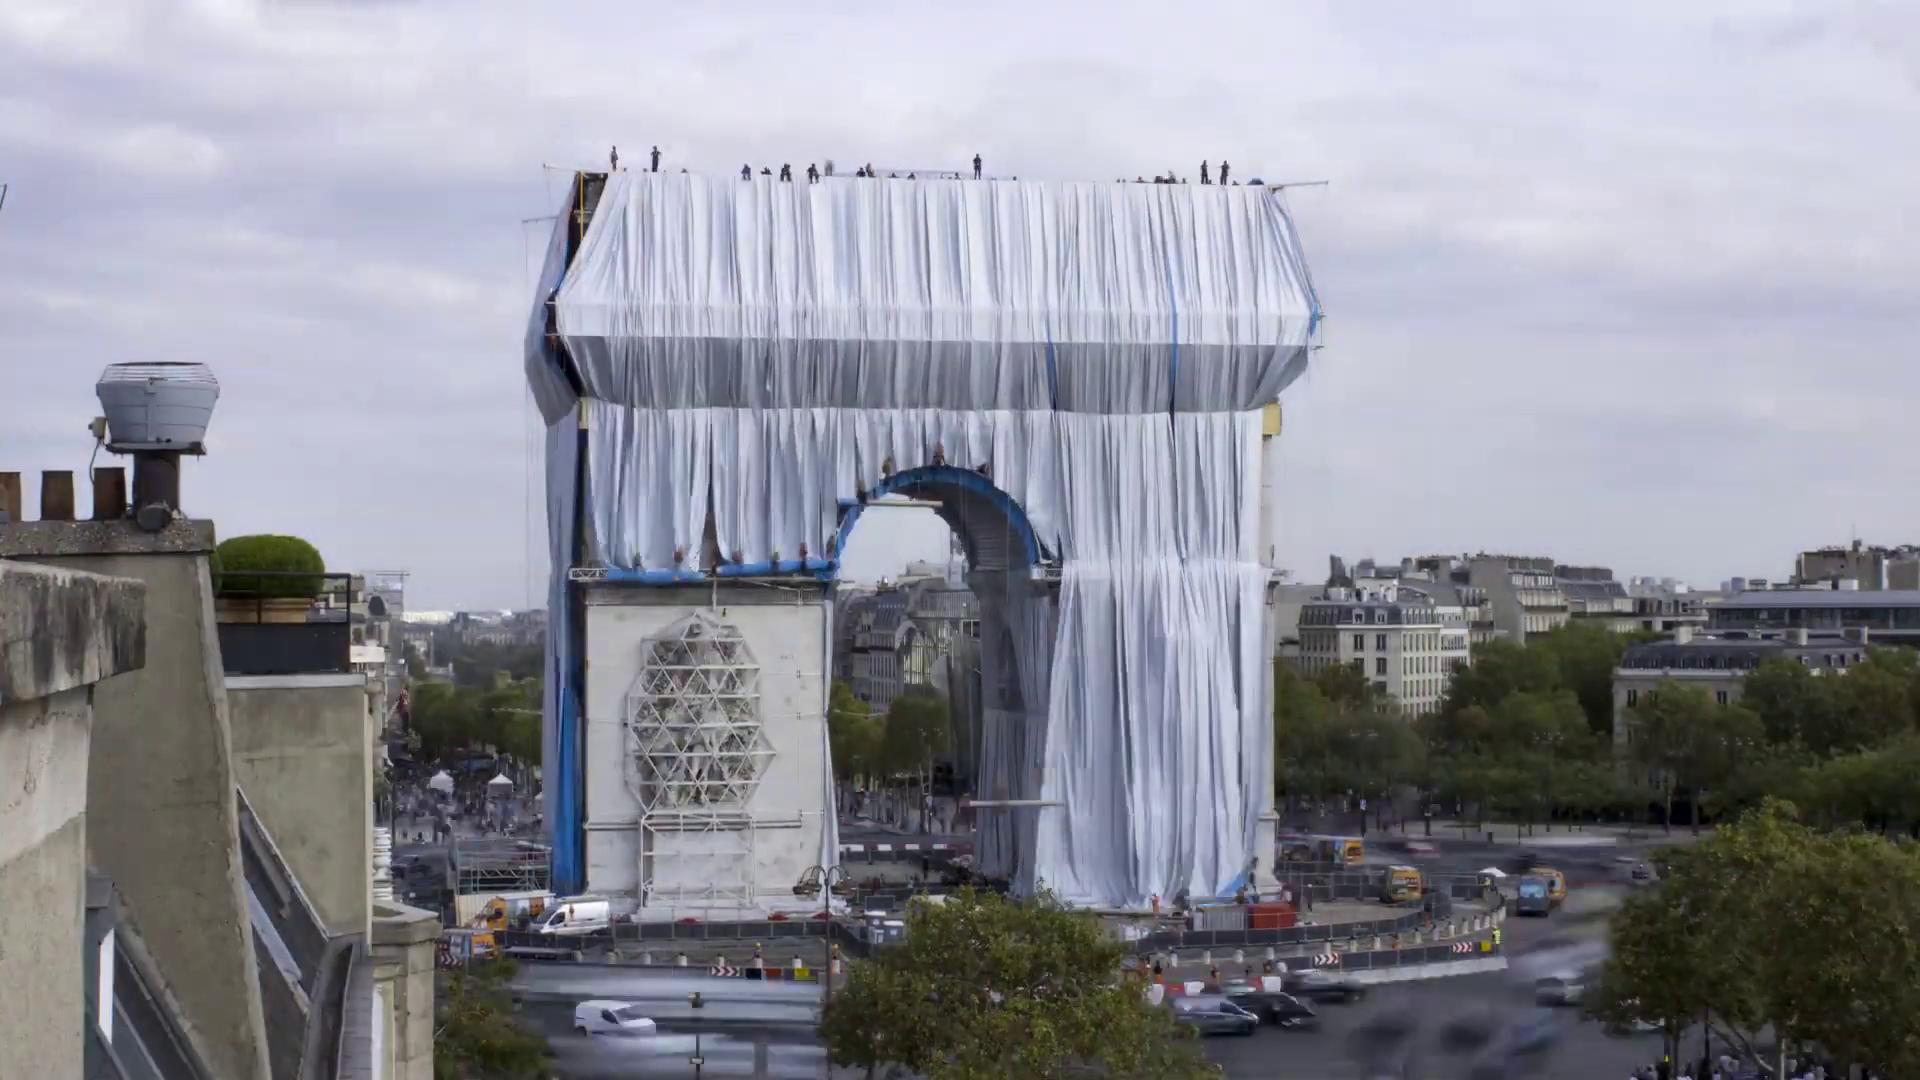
[528,172,1319,907]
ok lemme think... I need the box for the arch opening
[830,466,1057,891]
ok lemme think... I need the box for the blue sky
[2,1,1915,606]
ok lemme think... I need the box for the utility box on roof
[95,362,220,450]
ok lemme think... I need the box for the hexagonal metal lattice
[625,612,773,810]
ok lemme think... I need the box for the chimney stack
[1673,625,1694,645]
[1789,627,1810,646]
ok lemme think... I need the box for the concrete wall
[582,585,831,911]
[228,674,373,937]
[0,561,145,1080]
[5,520,275,1080]
[371,900,440,1080]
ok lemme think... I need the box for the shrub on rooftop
[213,534,325,599]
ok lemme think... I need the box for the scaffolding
[452,837,551,895]
[625,612,774,907]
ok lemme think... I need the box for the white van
[537,897,612,936]
[574,1000,656,1036]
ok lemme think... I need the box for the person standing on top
[1200,160,1210,185]
[1219,160,1230,184]
[610,145,619,171]
[779,163,792,181]
[807,162,819,183]
[649,145,661,172]
[741,164,751,180]
[972,152,982,179]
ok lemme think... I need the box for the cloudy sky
[2,0,1915,609]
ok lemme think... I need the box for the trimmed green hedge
[214,534,325,598]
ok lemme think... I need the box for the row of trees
[408,678,540,763]
[1277,621,1920,834]
[1624,647,1920,833]
[829,680,951,789]
[1594,800,1920,1077]
[829,680,953,831]
[1275,623,1632,832]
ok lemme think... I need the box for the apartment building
[1468,554,1569,640]
[1794,540,1920,591]
[1293,584,1472,716]
[1555,565,1636,634]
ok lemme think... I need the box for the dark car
[1171,996,1259,1037]
[1225,988,1319,1029]
[1282,969,1368,1004]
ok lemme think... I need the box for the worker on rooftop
[610,145,619,171]
[807,163,820,184]
[779,163,792,182]
[650,145,661,172]
[1200,160,1210,185]
[740,164,751,180]
[1219,160,1231,184]
[973,152,982,179]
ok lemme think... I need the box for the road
[512,906,1677,1080]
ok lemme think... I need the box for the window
[1375,657,1387,676]
[1376,633,1388,651]
[1375,609,1387,625]
[1353,633,1365,652]
[1716,690,1729,705]
[1627,689,1638,707]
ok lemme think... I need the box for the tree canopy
[409,678,540,763]
[433,960,550,1079]
[1273,664,1423,811]
[828,679,882,783]
[1590,801,1920,1077]
[818,889,1215,1079]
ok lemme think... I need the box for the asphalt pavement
[510,909,1675,1080]
[1201,905,1681,1079]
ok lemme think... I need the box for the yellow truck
[1380,865,1423,903]
[455,889,554,931]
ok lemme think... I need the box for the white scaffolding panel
[624,612,773,906]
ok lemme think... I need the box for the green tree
[818,889,1215,1079]
[882,687,951,830]
[828,680,882,787]
[409,679,540,763]
[1533,622,1632,736]
[1591,801,1920,1077]
[1439,638,1559,716]
[1626,682,1759,832]
[434,961,550,1079]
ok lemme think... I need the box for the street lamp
[687,991,705,1078]
[803,864,849,1011]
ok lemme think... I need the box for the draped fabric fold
[539,173,1317,909]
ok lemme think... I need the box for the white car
[574,1000,658,1036]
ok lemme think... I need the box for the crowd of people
[606,147,1270,188]
[1630,1055,1878,1080]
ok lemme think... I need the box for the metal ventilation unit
[94,362,220,530]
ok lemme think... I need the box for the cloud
[1,0,1916,606]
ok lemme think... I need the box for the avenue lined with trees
[1275,623,1920,837]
